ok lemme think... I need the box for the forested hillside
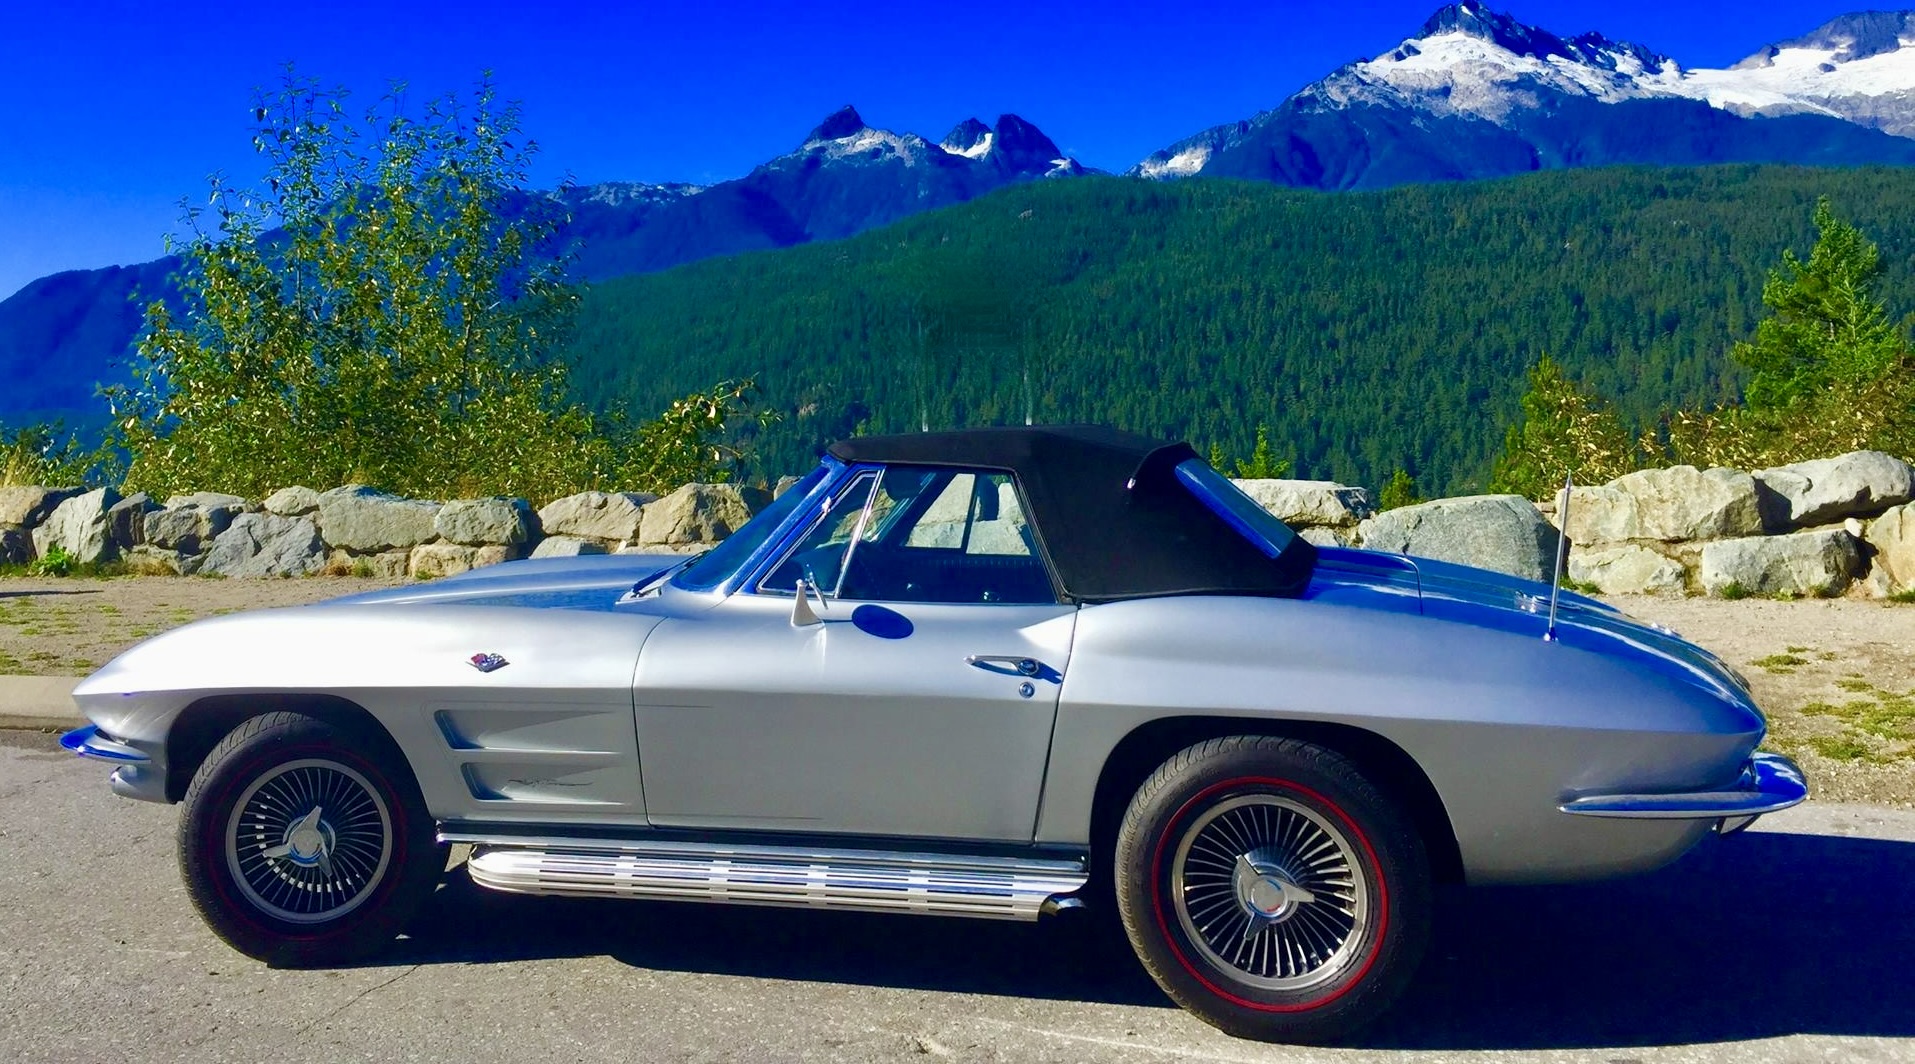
[565,166,1915,493]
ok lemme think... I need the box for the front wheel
[1114,736,1431,1043]
[178,711,442,966]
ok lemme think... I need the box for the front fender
[74,604,662,822]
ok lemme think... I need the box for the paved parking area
[3,731,1911,1063]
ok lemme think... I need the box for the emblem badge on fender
[468,653,509,673]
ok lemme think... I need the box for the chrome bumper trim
[60,725,148,763]
[1558,752,1807,820]
[452,833,1089,921]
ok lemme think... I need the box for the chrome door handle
[966,655,1042,677]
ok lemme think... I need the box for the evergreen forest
[562,166,1915,493]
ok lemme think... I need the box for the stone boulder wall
[1357,495,1561,582]
[1754,451,1915,530]
[1865,502,1915,594]
[408,542,513,579]
[636,483,764,547]
[32,487,123,564]
[537,491,654,545]
[1699,529,1864,598]
[317,486,442,553]
[202,514,325,578]
[1567,544,1688,596]
[435,497,538,547]
[0,486,82,531]
[1236,480,1372,547]
[0,526,29,566]
[106,493,157,552]
[144,498,239,554]
[530,536,609,559]
[262,486,321,517]
[1564,466,1766,545]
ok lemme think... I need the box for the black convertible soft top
[827,425,1316,603]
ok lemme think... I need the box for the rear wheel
[1114,735,1430,1043]
[178,711,441,966]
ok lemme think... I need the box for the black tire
[177,711,442,967]
[1114,736,1431,1043]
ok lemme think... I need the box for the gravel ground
[3,577,1911,804]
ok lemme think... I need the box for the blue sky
[0,0,1872,299]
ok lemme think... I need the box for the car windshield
[672,465,829,592]
[1172,459,1300,561]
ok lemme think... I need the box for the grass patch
[1752,653,1809,673]
[1717,582,1752,600]
[1808,735,1873,761]
[1888,589,1915,604]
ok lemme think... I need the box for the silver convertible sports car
[63,426,1806,1043]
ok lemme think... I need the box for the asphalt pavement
[3,730,1911,1064]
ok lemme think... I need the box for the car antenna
[1545,472,1572,642]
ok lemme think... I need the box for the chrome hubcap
[1171,794,1368,991]
[225,759,392,924]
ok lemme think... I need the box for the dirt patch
[0,575,405,674]
[4,577,1910,806]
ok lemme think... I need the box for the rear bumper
[1558,752,1806,830]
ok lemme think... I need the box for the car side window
[759,471,882,596]
[761,467,1055,604]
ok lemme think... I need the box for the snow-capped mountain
[1688,11,1915,136]
[1135,2,1915,186]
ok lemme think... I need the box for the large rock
[31,487,123,564]
[0,526,29,566]
[1567,545,1688,595]
[538,491,653,543]
[408,542,512,579]
[637,484,757,546]
[124,545,204,576]
[1563,466,1766,544]
[163,491,249,514]
[435,497,537,546]
[144,499,239,552]
[262,486,321,517]
[201,514,325,578]
[530,536,608,558]
[105,493,157,551]
[1234,480,1374,530]
[325,548,410,579]
[1357,495,1560,581]
[317,486,442,552]
[1755,451,1915,529]
[0,486,82,529]
[1699,529,1863,598]
[1865,501,1915,594]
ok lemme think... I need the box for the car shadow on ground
[390,828,1915,1048]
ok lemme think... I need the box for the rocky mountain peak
[940,117,992,157]
[990,114,1063,166]
[1772,10,1915,63]
[804,105,868,145]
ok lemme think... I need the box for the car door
[633,466,1077,842]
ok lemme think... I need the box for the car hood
[320,553,694,612]
[1309,547,1755,709]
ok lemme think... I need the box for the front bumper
[1558,752,1807,831]
[60,724,169,803]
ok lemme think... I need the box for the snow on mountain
[1135,2,1915,179]
[1679,12,1915,136]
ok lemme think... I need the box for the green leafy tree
[107,72,762,503]
[1377,468,1422,511]
[1211,425,1292,478]
[0,420,118,489]
[1735,196,1908,412]
[1488,356,1639,498]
